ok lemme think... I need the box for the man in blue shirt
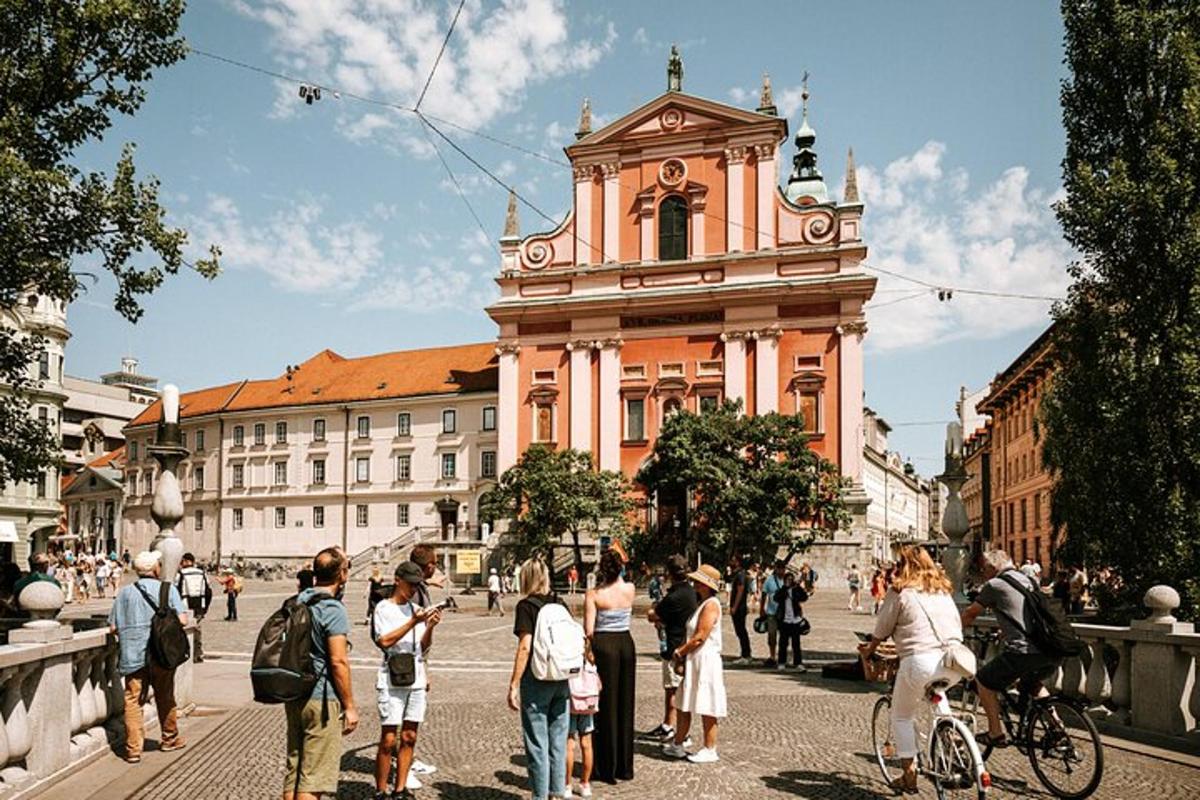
[759,560,787,667]
[285,547,358,799]
[107,551,189,763]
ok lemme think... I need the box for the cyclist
[960,549,1063,749]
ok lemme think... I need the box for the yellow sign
[456,550,482,575]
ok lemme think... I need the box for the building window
[622,364,647,381]
[658,195,688,261]
[396,454,411,481]
[1033,493,1041,530]
[35,472,46,499]
[793,354,824,371]
[253,423,266,446]
[356,457,370,483]
[658,362,684,379]
[146,472,154,494]
[995,506,1003,536]
[130,441,138,461]
[275,421,288,444]
[397,412,411,436]
[312,459,326,485]
[233,508,243,529]
[231,464,244,489]
[275,507,286,528]
[357,415,371,439]
[663,397,683,418]
[1021,498,1028,532]
[193,510,203,530]
[313,506,324,528]
[1008,503,1015,535]
[625,397,646,441]
[195,429,205,451]
[534,403,554,443]
[37,351,50,380]
[481,406,496,432]
[194,466,205,491]
[798,390,821,433]
[356,504,369,527]
[699,394,720,414]
[532,369,556,384]
[397,503,410,526]
[442,409,457,434]
[181,431,187,448]
[233,425,244,446]
[274,461,288,486]
[481,450,497,478]
[313,418,326,442]
[441,452,457,479]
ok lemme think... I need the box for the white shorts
[376,685,427,726]
[662,659,683,690]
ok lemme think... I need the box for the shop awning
[0,521,18,544]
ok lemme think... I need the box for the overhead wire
[413,0,466,112]
[419,119,501,258]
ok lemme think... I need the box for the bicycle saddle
[924,678,952,700]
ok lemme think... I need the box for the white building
[122,344,500,564]
[861,407,932,563]
[62,447,126,557]
[0,291,70,562]
[61,358,158,472]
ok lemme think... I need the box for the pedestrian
[1052,569,1071,614]
[664,563,726,764]
[508,559,570,800]
[0,562,22,617]
[367,566,385,625]
[488,567,505,616]
[647,570,664,605]
[747,561,760,615]
[759,560,787,667]
[585,549,635,784]
[858,546,966,794]
[108,551,189,763]
[14,553,60,611]
[870,568,887,614]
[567,564,579,597]
[645,554,698,742]
[726,554,752,664]
[297,567,315,592]
[62,557,77,604]
[219,568,241,621]
[773,572,809,672]
[284,547,358,799]
[175,552,212,664]
[846,563,863,611]
[96,557,111,599]
[406,543,444,781]
[801,561,818,594]
[372,562,442,800]
[1068,564,1088,614]
[565,667,596,800]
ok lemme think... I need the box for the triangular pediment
[567,92,786,153]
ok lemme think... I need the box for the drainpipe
[342,406,350,553]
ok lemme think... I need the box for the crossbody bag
[912,593,977,679]
[387,603,420,688]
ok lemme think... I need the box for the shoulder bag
[387,603,419,688]
[913,592,976,679]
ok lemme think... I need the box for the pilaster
[725,146,747,253]
[496,343,520,471]
[567,341,594,452]
[573,165,594,265]
[839,320,867,483]
[755,326,781,413]
[721,332,748,410]
[597,341,622,472]
[601,162,620,263]
[754,143,777,250]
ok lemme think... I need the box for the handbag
[387,604,420,688]
[568,662,602,715]
[913,593,976,679]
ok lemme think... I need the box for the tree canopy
[1041,0,1200,617]
[0,0,219,489]
[636,401,849,567]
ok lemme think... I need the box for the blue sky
[67,0,1070,474]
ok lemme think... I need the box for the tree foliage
[0,0,219,489]
[479,446,631,569]
[636,401,849,567]
[1041,0,1200,617]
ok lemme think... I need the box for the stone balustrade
[970,584,1200,751]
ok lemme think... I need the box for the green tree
[1041,0,1200,617]
[479,446,631,570]
[636,401,849,567]
[0,0,219,489]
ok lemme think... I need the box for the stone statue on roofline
[668,45,683,92]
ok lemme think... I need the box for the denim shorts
[569,713,595,736]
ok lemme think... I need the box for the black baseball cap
[394,561,424,585]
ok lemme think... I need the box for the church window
[658,195,688,261]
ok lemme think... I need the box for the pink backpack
[568,663,602,715]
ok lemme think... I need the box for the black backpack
[997,571,1085,657]
[133,581,191,669]
[250,594,326,704]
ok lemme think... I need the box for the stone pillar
[725,146,747,253]
[574,165,594,265]
[149,384,187,584]
[1130,586,1196,735]
[722,333,747,409]
[601,162,620,262]
[568,341,593,452]
[755,328,780,414]
[24,655,70,779]
[597,341,622,472]
[496,343,520,472]
[754,143,776,250]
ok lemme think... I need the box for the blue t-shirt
[297,587,351,701]
[762,574,785,616]
[108,578,189,675]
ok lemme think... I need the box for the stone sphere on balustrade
[17,580,65,622]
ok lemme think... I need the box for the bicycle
[958,631,1104,799]
[871,672,991,799]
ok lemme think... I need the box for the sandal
[975,731,1009,749]
[889,773,918,795]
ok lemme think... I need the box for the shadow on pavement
[763,768,883,799]
[432,781,523,800]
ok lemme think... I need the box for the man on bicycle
[960,549,1062,749]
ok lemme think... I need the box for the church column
[601,162,620,262]
[755,328,781,413]
[754,144,776,250]
[568,341,593,452]
[688,184,708,259]
[574,165,594,265]
[725,146,747,253]
[598,340,622,471]
[497,343,521,472]
[839,321,868,483]
[722,332,747,409]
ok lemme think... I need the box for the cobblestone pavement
[51,580,1200,799]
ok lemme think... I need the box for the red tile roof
[127,343,498,428]
[86,445,126,470]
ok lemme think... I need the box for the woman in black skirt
[584,549,636,783]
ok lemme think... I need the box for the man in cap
[487,567,504,617]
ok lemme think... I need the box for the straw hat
[687,564,722,592]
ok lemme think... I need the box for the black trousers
[226,593,238,620]
[732,610,751,658]
[778,621,803,666]
[591,630,635,782]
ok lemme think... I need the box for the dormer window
[658,195,688,261]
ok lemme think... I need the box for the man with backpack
[175,552,213,663]
[961,549,1077,749]
[107,551,190,763]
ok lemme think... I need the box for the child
[565,707,594,799]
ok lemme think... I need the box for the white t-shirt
[783,590,801,624]
[97,562,111,579]
[487,574,501,593]
[373,599,426,690]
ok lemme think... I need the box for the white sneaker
[563,787,572,799]
[681,736,693,748]
[406,772,422,790]
[579,783,593,798]
[776,662,787,671]
[411,759,437,775]
[687,748,719,764]
[662,742,688,759]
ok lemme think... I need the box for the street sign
[456,550,482,574]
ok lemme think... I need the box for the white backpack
[530,601,585,681]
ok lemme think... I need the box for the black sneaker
[644,724,674,739]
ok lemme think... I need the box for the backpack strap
[993,571,1036,635]
[133,582,159,613]
[158,580,171,612]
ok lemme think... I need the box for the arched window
[658,195,688,261]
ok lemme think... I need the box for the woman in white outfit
[664,563,726,764]
[859,545,965,794]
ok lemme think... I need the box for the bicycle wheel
[929,718,986,800]
[956,682,995,761]
[872,695,902,787]
[1026,698,1104,799]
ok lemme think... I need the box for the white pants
[892,651,958,758]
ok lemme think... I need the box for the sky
[67,0,1071,476]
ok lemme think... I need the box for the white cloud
[855,143,1071,351]
[728,84,805,118]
